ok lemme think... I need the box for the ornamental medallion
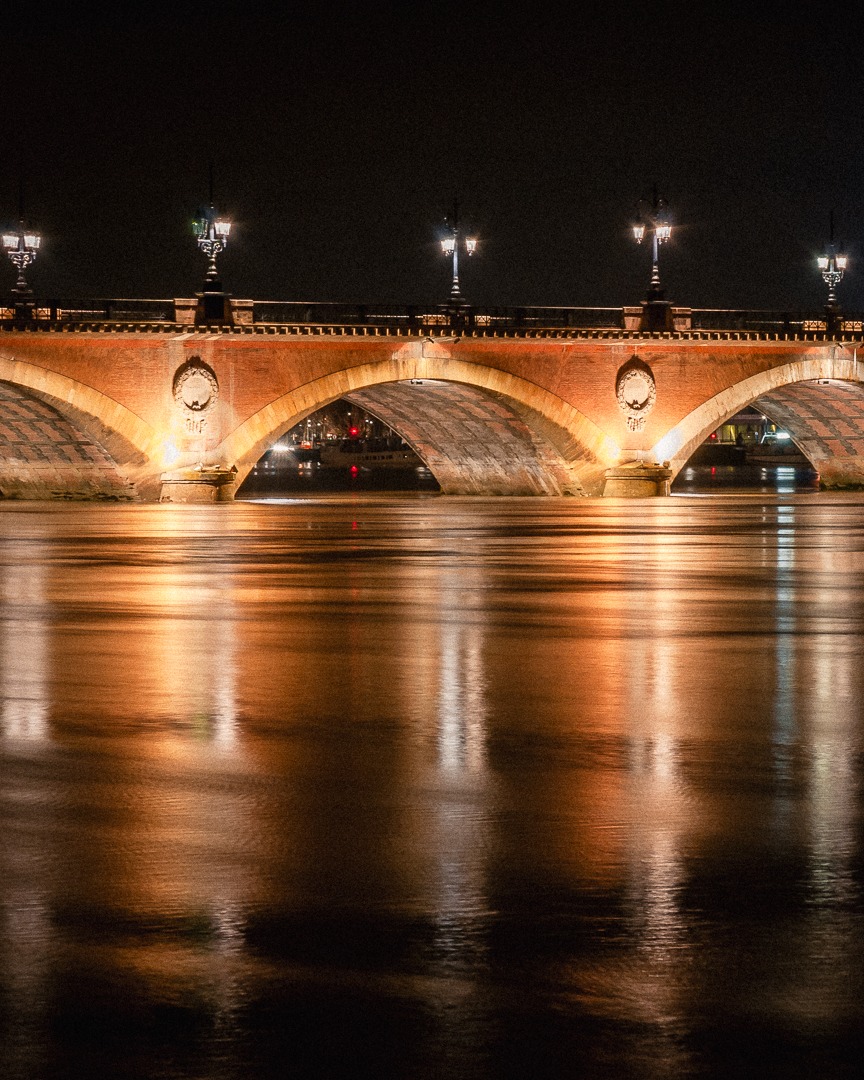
[173,359,219,415]
[616,361,656,431]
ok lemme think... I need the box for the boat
[745,432,808,465]
[317,436,422,470]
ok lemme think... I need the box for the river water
[2,487,864,1079]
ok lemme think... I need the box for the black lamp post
[632,188,673,331]
[2,195,41,320]
[817,213,847,337]
[440,199,477,307]
[193,168,232,325]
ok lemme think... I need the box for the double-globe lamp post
[441,200,477,307]
[2,220,41,313]
[632,189,673,331]
[193,196,232,324]
[817,214,847,336]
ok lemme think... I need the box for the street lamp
[2,220,41,299]
[193,202,231,292]
[817,213,847,335]
[192,168,233,325]
[632,188,673,330]
[440,199,477,305]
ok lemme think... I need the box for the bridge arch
[0,354,163,499]
[222,348,622,496]
[652,352,864,486]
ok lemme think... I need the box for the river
[1,486,863,1078]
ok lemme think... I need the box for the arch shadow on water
[239,464,441,497]
[672,463,821,496]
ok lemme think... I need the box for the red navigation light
[350,465,359,476]
[709,432,717,440]
[348,426,360,438]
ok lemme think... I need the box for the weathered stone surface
[602,462,672,497]
[0,381,135,500]
[753,380,864,488]
[348,380,588,495]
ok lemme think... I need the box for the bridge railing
[690,308,864,333]
[249,302,626,329]
[2,299,864,335]
[0,299,176,323]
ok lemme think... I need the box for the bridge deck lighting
[440,198,477,304]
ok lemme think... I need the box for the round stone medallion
[173,360,219,414]
[616,362,656,431]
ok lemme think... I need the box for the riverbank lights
[440,199,477,303]
[2,222,41,296]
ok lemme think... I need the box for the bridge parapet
[2,298,864,342]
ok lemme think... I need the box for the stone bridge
[2,300,864,500]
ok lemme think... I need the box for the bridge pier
[602,462,672,497]
[159,467,237,504]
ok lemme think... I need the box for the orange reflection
[0,560,49,741]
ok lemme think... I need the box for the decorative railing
[1,298,863,335]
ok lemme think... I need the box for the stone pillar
[231,299,254,326]
[173,298,197,325]
[195,292,233,326]
[672,307,692,331]
[640,300,673,332]
[159,466,237,503]
[602,461,672,497]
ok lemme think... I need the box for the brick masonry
[754,381,864,487]
[1,330,864,497]
[348,381,584,494]
[0,381,135,500]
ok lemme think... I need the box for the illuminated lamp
[630,187,674,331]
[818,212,848,336]
[193,206,232,289]
[440,198,478,304]
[2,220,41,297]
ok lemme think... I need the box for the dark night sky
[3,1,863,311]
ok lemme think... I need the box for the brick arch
[651,353,863,482]
[221,350,622,496]
[751,381,864,487]
[0,382,137,499]
[0,354,163,499]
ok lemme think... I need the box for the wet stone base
[159,470,238,503]
[602,462,672,497]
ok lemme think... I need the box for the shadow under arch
[0,354,162,499]
[652,353,864,485]
[222,351,622,496]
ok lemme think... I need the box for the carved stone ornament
[616,362,656,431]
[173,359,219,415]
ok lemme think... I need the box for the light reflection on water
[2,495,864,1078]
